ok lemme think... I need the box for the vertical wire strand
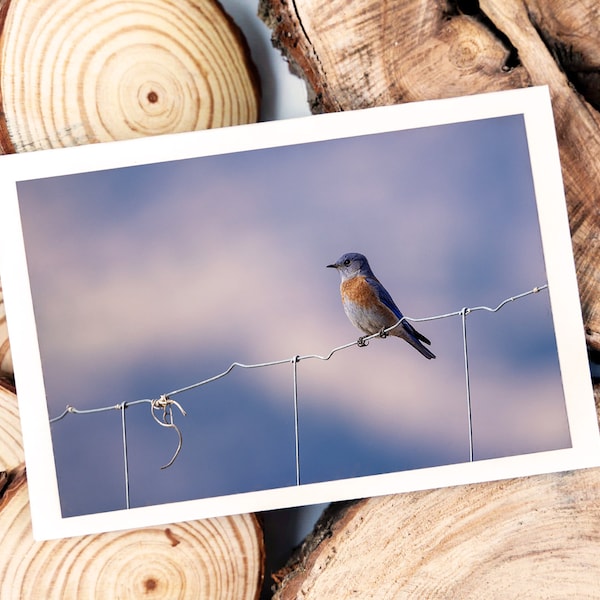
[292,356,301,486]
[120,402,131,509]
[461,309,474,462]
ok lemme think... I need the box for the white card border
[1,86,598,540]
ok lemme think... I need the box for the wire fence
[50,284,549,509]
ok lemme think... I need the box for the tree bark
[259,0,600,353]
[0,0,260,152]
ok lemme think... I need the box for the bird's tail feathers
[411,340,436,360]
[394,322,436,359]
[403,321,432,346]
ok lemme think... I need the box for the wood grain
[259,0,530,111]
[525,0,600,111]
[274,468,600,599]
[0,467,264,599]
[0,0,260,152]
[0,285,12,379]
[0,385,22,471]
[259,0,600,352]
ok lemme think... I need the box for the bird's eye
[343,259,351,266]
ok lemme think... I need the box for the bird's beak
[326,263,338,269]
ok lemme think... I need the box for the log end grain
[0,0,261,152]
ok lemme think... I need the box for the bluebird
[327,252,435,359]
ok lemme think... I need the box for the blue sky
[16,114,570,517]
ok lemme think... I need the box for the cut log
[0,384,22,471]
[524,0,600,111]
[259,0,600,352]
[259,0,530,111]
[273,467,600,599]
[0,466,264,600]
[0,285,12,378]
[0,0,260,152]
[0,289,22,472]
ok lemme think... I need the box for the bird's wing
[366,276,431,345]
[365,276,403,320]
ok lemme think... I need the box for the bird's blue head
[327,252,373,281]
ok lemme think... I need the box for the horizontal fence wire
[49,284,549,508]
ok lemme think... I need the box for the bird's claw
[378,327,388,339]
[357,336,369,347]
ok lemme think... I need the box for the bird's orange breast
[341,276,379,308]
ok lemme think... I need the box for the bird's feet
[358,328,388,346]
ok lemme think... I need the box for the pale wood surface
[0,0,260,152]
[0,384,22,471]
[0,466,264,600]
[274,468,600,599]
[0,285,12,378]
[259,0,600,353]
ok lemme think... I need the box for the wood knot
[449,37,482,68]
[165,527,181,546]
[440,15,516,74]
[147,91,159,104]
[144,577,158,592]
